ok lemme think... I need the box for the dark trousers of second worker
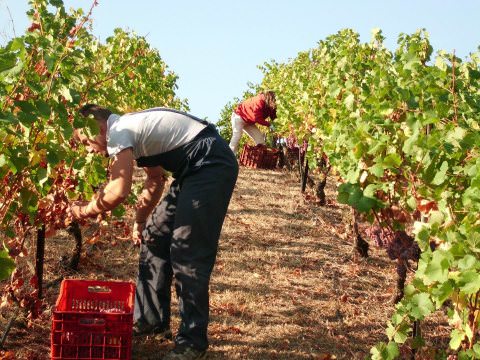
[134,128,238,351]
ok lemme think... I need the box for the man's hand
[68,200,90,220]
[132,222,145,246]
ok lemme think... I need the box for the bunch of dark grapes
[364,226,395,247]
[365,226,420,262]
[285,134,299,150]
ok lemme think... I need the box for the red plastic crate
[239,144,279,169]
[51,279,135,360]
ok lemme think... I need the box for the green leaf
[386,322,409,343]
[473,344,480,357]
[458,271,480,295]
[428,210,444,226]
[0,155,7,170]
[450,329,465,350]
[9,146,29,172]
[409,293,434,319]
[431,161,448,185]
[369,163,384,177]
[49,0,64,7]
[46,150,60,166]
[58,113,74,139]
[446,126,466,145]
[370,341,399,360]
[407,196,417,210]
[0,50,17,73]
[402,52,421,71]
[16,100,36,114]
[459,349,476,360]
[402,130,419,155]
[36,100,51,118]
[462,186,480,209]
[416,227,431,249]
[435,56,447,71]
[383,153,402,168]
[344,93,355,110]
[328,84,341,98]
[423,251,450,285]
[59,86,73,102]
[0,244,16,280]
[356,196,378,212]
[431,281,454,307]
[19,187,38,213]
[458,255,477,271]
[36,167,49,188]
[44,54,56,72]
[337,182,382,212]
[111,205,126,218]
[86,117,100,136]
[422,111,439,126]
[0,112,18,125]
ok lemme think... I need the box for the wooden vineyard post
[35,225,46,299]
[66,222,82,271]
[301,159,309,193]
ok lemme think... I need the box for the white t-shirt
[106,108,207,159]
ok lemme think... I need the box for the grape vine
[228,27,480,358]
[0,0,187,322]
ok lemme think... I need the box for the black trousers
[134,125,238,351]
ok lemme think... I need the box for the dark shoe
[162,346,207,359]
[132,322,172,341]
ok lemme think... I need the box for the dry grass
[0,166,450,359]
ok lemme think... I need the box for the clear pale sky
[1,1,479,122]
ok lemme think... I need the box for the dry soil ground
[0,166,450,359]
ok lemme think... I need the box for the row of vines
[221,29,480,359]
[0,0,186,326]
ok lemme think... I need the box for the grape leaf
[0,245,15,280]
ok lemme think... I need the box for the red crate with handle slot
[51,279,135,360]
[239,144,279,169]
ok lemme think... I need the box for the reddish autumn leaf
[292,268,302,277]
[417,199,438,214]
[87,234,101,244]
[226,326,243,334]
[68,25,78,37]
[34,59,48,76]
[0,350,16,360]
[27,22,41,32]
[314,353,336,360]
[29,275,38,288]
[12,277,24,289]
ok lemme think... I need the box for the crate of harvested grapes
[239,144,279,169]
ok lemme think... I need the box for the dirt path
[2,166,420,359]
[203,167,398,360]
[134,166,408,359]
